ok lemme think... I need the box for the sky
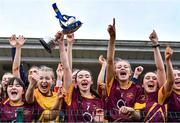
[0,0,180,41]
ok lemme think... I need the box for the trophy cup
[40,3,82,53]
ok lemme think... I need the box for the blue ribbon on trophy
[39,3,82,54]
[52,3,82,34]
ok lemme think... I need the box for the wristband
[56,80,62,87]
[152,44,160,48]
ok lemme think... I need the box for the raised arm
[9,35,26,78]
[163,46,174,93]
[97,55,106,91]
[106,18,116,84]
[66,33,74,71]
[54,63,64,92]
[25,72,39,104]
[56,32,72,91]
[149,30,166,87]
[132,66,144,84]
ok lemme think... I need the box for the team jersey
[0,98,41,122]
[106,77,142,121]
[167,90,180,122]
[64,84,104,122]
[34,88,58,121]
[134,86,169,122]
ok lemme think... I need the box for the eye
[45,76,50,80]
[178,73,180,77]
[39,76,43,80]
[85,74,90,78]
[145,76,150,80]
[29,71,33,75]
[124,65,128,68]
[33,70,37,73]
[117,65,122,69]
[16,84,21,87]
[8,85,13,88]
[152,76,157,80]
[78,75,83,79]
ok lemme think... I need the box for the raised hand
[98,55,107,65]
[149,30,158,45]
[56,63,64,80]
[28,72,39,87]
[165,46,173,61]
[9,35,26,48]
[134,66,144,77]
[107,18,116,39]
[55,31,64,44]
[9,35,17,46]
[66,33,74,44]
[57,87,66,99]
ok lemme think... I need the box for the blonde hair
[39,66,55,81]
[114,58,132,73]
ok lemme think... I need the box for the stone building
[0,37,180,84]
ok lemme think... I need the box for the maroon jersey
[65,84,104,122]
[134,86,169,122]
[106,78,142,121]
[167,91,180,122]
[0,99,42,122]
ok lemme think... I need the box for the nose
[11,85,16,89]
[41,78,47,83]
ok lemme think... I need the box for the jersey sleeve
[158,85,171,105]
[64,83,74,106]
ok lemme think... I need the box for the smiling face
[1,73,14,90]
[37,70,54,95]
[76,70,93,92]
[115,60,132,82]
[7,78,24,102]
[143,72,158,93]
[173,69,180,90]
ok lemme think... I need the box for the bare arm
[106,18,116,84]
[67,33,74,70]
[163,46,174,93]
[55,63,64,87]
[97,55,106,91]
[149,30,166,87]
[56,32,72,91]
[132,66,144,84]
[25,73,38,104]
[9,35,26,78]
[97,55,107,84]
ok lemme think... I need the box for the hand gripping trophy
[40,3,82,53]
